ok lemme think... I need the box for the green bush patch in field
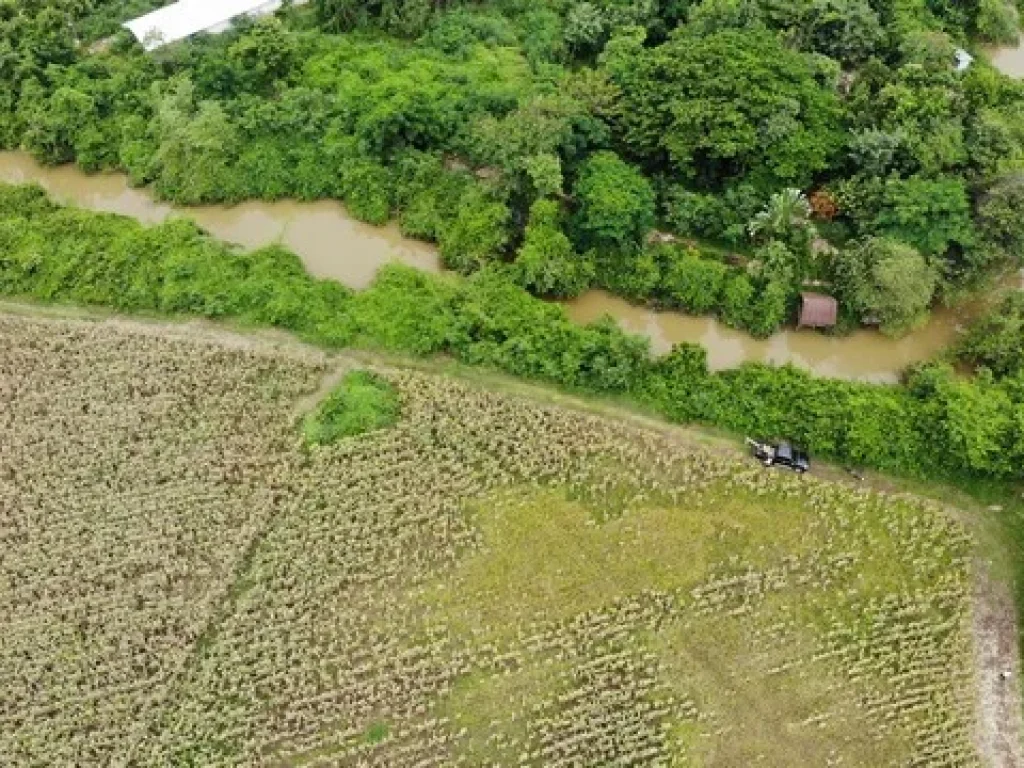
[302,371,399,445]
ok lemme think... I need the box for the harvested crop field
[0,312,985,766]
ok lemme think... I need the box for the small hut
[798,292,838,329]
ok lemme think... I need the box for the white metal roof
[123,0,282,51]
[954,48,974,72]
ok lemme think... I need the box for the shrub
[720,273,755,330]
[659,248,728,314]
[976,0,1020,44]
[746,281,791,338]
[302,371,400,445]
[977,175,1024,262]
[438,189,511,273]
[340,161,393,225]
[662,186,731,241]
[593,246,661,301]
[834,237,938,336]
[957,292,1024,378]
[572,151,655,250]
[515,199,594,298]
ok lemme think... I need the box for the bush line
[1,182,1021,481]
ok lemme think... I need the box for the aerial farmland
[0,312,992,766]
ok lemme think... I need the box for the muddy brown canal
[0,151,1014,383]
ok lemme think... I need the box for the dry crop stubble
[0,313,980,767]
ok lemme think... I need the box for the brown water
[0,152,439,290]
[0,150,1009,382]
[563,291,981,383]
[988,41,1024,78]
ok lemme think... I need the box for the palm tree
[748,188,816,245]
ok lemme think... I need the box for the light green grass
[416,481,974,766]
[423,484,822,636]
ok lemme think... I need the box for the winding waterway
[562,290,979,381]
[0,151,1012,383]
[0,152,440,290]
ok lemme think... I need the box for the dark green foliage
[303,371,400,445]
[659,247,729,314]
[872,177,974,257]
[976,0,1020,44]
[593,246,661,301]
[907,363,1021,477]
[437,188,511,273]
[344,267,459,354]
[662,183,763,246]
[957,292,1024,378]
[393,151,473,241]
[977,175,1024,263]
[720,272,756,330]
[339,160,394,225]
[515,199,594,297]
[745,280,792,338]
[611,27,844,189]
[833,237,939,336]
[572,151,656,250]
[804,0,884,65]
[227,17,298,93]
[594,240,791,336]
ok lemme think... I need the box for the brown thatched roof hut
[798,292,838,328]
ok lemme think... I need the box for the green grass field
[0,311,982,766]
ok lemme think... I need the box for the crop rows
[0,316,326,765]
[0,315,978,766]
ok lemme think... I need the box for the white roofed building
[953,48,975,72]
[124,0,306,52]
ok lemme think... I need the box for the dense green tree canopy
[872,177,974,256]
[958,292,1024,378]
[834,237,939,335]
[977,175,1024,262]
[0,0,1022,346]
[572,150,655,249]
[611,27,844,188]
[515,198,593,297]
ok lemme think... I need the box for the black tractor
[745,438,810,474]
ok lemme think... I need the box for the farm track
[973,573,1024,768]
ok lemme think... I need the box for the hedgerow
[0,182,1021,481]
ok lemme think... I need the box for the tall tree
[834,237,939,335]
[572,150,655,249]
[611,27,843,189]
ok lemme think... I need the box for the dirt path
[975,573,1024,767]
[289,358,358,421]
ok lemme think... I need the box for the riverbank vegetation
[1,313,979,764]
[3,182,1022,486]
[1,0,1023,339]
